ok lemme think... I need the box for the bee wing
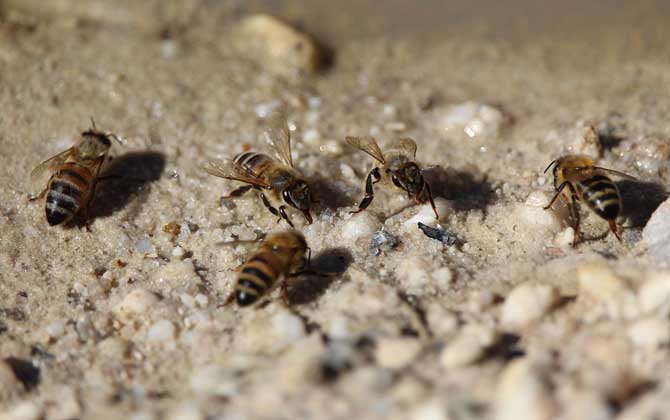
[345,136,386,164]
[29,147,74,190]
[263,110,293,168]
[203,159,270,189]
[593,167,639,181]
[395,137,418,159]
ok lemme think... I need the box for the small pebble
[493,360,556,420]
[340,211,382,244]
[189,365,238,398]
[440,324,494,368]
[235,14,322,76]
[627,317,670,350]
[643,198,670,264]
[45,319,67,339]
[442,101,506,138]
[0,401,43,420]
[404,198,451,227]
[146,320,177,342]
[44,385,80,420]
[272,310,305,343]
[576,264,639,320]
[374,338,422,369]
[411,400,447,420]
[500,283,560,331]
[638,272,670,317]
[368,230,399,256]
[113,289,160,322]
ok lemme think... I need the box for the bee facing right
[543,154,637,246]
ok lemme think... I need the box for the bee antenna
[108,133,125,145]
[543,159,558,174]
[90,117,98,131]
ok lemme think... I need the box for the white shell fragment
[235,14,322,77]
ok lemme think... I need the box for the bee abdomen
[579,176,620,220]
[235,257,277,306]
[45,180,83,226]
[233,152,274,175]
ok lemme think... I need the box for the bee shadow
[617,179,668,227]
[423,166,497,212]
[287,247,353,305]
[92,151,166,219]
[308,175,355,210]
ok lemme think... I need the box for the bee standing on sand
[225,230,309,307]
[205,112,313,227]
[30,120,120,227]
[543,154,637,245]
[345,136,438,218]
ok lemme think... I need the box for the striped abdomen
[233,152,275,182]
[45,163,93,226]
[235,251,284,306]
[576,174,620,221]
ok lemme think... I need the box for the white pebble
[517,202,561,230]
[431,267,453,287]
[302,128,320,144]
[166,403,203,420]
[643,198,670,264]
[340,212,381,243]
[194,294,209,308]
[375,338,422,369]
[440,324,494,368]
[190,365,238,398]
[411,400,447,420]
[272,310,305,343]
[44,385,80,420]
[576,264,639,320]
[628,317,670,349]
[442,101,506,138]
[638,272,670,317]
[493,360,556,420]
[146,320,176,342]
[180,293,196,308]
[254,100,281,119]
[171,246,186,259]
[554,227,575,248]
[403,198,450,227]
[0,401,43,420]
[500,283,559,331]
[134,238,156,256]
[319,140,343,157]
[308,96,322,109]
[46,319,67,339]
[113,289,160,322]
[525,190,551,208]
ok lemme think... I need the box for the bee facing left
[30,122,120,227]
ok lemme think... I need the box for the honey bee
[225,230,309,307]
[30,121,120,227]
[205,112,313,227]
[345,136,438,218]
[544,154,637,245]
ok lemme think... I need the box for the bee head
[266,230,309,271]
[79,130,113,159]
[389,162,423,194]
[282,180,313,224]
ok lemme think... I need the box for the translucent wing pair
[204,110,294,188]
[29,147,78,193]
[345,136,418,163]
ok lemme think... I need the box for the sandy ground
[1,1,669,419]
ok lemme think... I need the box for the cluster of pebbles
[1,1,669,420]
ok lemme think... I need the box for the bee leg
[223,185,254,199]
[609,220,622,241]
[543,181,569,210]
[568,199,581,247]
[28,188,48,202]
[350,167,381,214]
[222,292,236,306]
[278,206,295,228]
[280,281,290,306]
[424,182,439,219]
[259,192,282,222]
